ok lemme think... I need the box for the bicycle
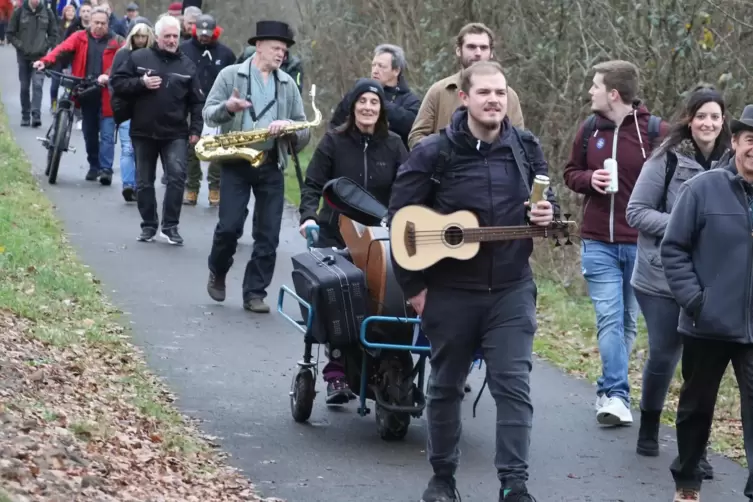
[35,69,100,184]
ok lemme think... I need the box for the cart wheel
[290,370,316,423]
[375,405,410,441]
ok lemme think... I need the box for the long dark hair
[654,84,731,158]
[335,93,390,138]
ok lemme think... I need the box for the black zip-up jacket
[7,0,58,60]
[330,75,420,148]
[179,37,236,95]
[387,107,559,298]
[110,46,205,140]
[300,127,408,247]
[660,159,753,344]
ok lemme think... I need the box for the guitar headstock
[548,213,577,247]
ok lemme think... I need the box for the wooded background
[134,0,751,290]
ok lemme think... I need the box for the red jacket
[40,30,124,117]
[563,104,669,244]
[0,0,13,21]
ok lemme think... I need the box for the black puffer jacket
[299,127,408,247]
[387,107,559,297]
[330,75,420,148]
[110,46,204,139]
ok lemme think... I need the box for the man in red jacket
[34,6,124,185]
[563,60,668,427]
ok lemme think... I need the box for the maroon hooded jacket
[563,104,669,244]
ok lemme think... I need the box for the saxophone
[194,84,323,166]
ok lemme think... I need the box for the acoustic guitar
[338,214,406,317]
[389,205,576,272]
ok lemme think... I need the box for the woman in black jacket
[298,78,408,403]
[299,78,408,247]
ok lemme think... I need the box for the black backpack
[428,127,535,203]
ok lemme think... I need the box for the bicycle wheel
[47,111,71,185]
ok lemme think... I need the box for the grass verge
[0,102,281,500]
[283,147,745,467]
[532,273,744,465]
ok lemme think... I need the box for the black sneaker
[122,187,135,202]
[137,227,157,242]
[99,170,112,186]
[31,117,42,128]
[501,482,537,502]
[21,117,30,127]
[420,475,459,502]
[85,168,99,181]
[160,227,183,246]
[207,271,226,302]
[325,378,354,405]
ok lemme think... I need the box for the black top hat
[731,105,753,135]
[248,20,295,47]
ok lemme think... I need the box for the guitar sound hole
[443,226,464,246]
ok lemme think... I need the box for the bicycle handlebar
[39,68,101,97]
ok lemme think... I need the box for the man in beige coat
[408,22,524,150]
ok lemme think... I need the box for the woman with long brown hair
[626,84,731,478]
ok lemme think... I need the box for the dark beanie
[131,16,152,28]
[348,78,385,109]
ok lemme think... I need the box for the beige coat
[407,71,525,149]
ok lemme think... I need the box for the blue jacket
[387,107,558,297]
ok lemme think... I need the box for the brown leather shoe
[243,297,270,313]
[207,271,226,302]
[208,188,220,207]
[673,488,700,501]
[183,190,198,205]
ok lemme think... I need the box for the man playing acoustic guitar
[387,61,557,502]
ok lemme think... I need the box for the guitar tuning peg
[554,238,562,247]
[565,237,573,245]
[564,213,571,221]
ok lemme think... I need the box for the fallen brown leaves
[0,310,284,502]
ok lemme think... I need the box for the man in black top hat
[202,20,311,313]
[660,104,753,502]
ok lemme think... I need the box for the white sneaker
[594,394,608,411]
[596,397,634,426]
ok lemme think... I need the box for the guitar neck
[464,225,554,243]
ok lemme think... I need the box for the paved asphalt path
[1,46,749,501]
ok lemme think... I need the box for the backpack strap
[657,150,678,213]
[647,115,662,150]
[580,114,597,165]
[511,127,534,190]
[427,128,452,206]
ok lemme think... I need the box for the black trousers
[132,137,187,230]
[422,280,537,489]
[671,335,753,496]
[207,160,284,301]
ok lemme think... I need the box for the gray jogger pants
[421,279,537,487]
[634,290,683,412]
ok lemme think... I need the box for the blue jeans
[80,100,115,173]
[118,120,135,188]
[580,238,639,405]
